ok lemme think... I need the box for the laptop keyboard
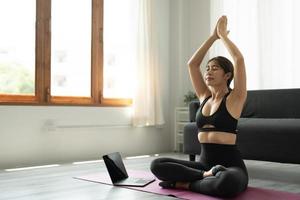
[135,178,147,183]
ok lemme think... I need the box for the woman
[150,16,248,198]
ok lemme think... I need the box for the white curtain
[132,0,165,127]
[210,0,300,90]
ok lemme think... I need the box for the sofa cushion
[237,118,300,163]
[241,89,300,118]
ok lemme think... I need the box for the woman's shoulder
[227,88,247,103]
[225,89,247,118]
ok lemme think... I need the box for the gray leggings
[150,143,248,198]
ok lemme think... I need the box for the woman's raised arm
[218,16,247,100]
[187,19,221,101]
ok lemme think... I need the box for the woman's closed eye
[206,65,221,71]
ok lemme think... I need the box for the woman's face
[204,60,229,87]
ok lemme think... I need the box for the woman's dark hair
[208,56,234,88]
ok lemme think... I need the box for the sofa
[183,88,300,164]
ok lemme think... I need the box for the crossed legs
[150,157,248,198]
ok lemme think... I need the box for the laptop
[102,152,155,187]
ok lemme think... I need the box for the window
[51,0,92,97]
[0,0,36,102]
[103,0,137,99]
[0,0,132,106]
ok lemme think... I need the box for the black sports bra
[196,92,238,134]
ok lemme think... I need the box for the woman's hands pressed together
[217,15,230,39]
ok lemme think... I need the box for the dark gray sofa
[183,88,300,164]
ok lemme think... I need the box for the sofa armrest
[183,122,201,156]
[189,101,200,122]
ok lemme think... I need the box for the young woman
[150,16,248,198]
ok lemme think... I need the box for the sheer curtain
[210,0,300,90]
[132,0,165,127]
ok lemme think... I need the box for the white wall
[0,106,171,169]
[0,0,171,169]
[169,0,210,148]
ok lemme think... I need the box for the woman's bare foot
[175,181,190,189]
[203,169,214,177]
[159,181,190,190]
[203,165,227,177]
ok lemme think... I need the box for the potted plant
[183,91,198,106]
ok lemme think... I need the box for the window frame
[0,0,132,106]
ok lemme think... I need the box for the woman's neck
[209,86,229,100]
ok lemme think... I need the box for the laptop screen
[103,152,129,183]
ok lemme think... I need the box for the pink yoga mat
[74,170,300,200]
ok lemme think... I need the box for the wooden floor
[1,153,300,200]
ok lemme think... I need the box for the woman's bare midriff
[198,131,236,145]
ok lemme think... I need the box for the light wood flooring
[0,153,300,200]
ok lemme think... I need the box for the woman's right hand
[211,17,221,40]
